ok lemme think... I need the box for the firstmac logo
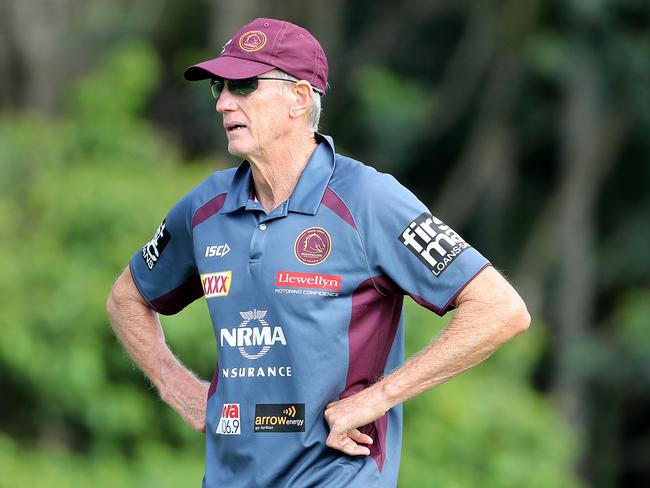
[399,212,469,276]
[142,220,171,270]
[201,271,231,298]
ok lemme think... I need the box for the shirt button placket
[249,221,268,263]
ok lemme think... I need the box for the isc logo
[201,271,232,298]
[205,243,231,258]
[216,403,240,435]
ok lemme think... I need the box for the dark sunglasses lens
[229,78,258,96]
[210,79,224,99]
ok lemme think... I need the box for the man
[106,17,530,487]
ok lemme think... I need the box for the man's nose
[216,86,237,113]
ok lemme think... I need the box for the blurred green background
[0,1,648,486]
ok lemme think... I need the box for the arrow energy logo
[283,405,297,417]
[254,403,305,433]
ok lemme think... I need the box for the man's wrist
[150,353,180,400]
[375,377,403,412]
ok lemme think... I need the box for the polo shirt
[130,133,490,487]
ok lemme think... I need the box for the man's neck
[248,131,318,214]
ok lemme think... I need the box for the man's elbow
[504,295,531,338]
[106,268,138,322]
[106,286,121,322]
[106,280,124,323]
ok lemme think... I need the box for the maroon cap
[184,18,328,94]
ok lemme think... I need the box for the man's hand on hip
[158,360,210,433]
[324,384,389,456]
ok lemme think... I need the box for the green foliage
[612,289,650,384]
[0,42,215,486]
[353,66,431,169]
[0,40,581,486]
[0,433,204,488]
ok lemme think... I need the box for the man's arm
[324,266,530,455]
[106,266,209,432]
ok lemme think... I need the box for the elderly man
[107,17,530,488]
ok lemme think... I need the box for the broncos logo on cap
[239,30,267,52]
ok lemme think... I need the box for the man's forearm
[324,267,530,456]
[377,292,529,410]
[107,272,175,388]
[106,267,208,431]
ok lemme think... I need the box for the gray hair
[271,70,322,131]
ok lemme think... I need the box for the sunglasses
[210,76,324,99]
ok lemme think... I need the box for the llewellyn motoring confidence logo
[275,271,341,297]
[399,212,470,276]
[254,403,305,432]
[275,272,341,291]
[294,227,331,265]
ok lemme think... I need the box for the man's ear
[289,81,313,119]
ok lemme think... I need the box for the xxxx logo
[201,271,232,298]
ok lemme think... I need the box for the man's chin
[226,142,247,159]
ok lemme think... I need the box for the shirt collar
[221,133,336,215]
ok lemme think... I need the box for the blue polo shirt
[130,133,490,487]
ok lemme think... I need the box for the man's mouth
[226,123,247,133]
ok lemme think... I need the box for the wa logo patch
[254,403,305,433]
[216,403,240,435]
[399,212,470,277]
[142,220,171,270]
[201,271,232,297]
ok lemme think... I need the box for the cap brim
[184,56,276,81]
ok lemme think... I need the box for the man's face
[216,71,293,160]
